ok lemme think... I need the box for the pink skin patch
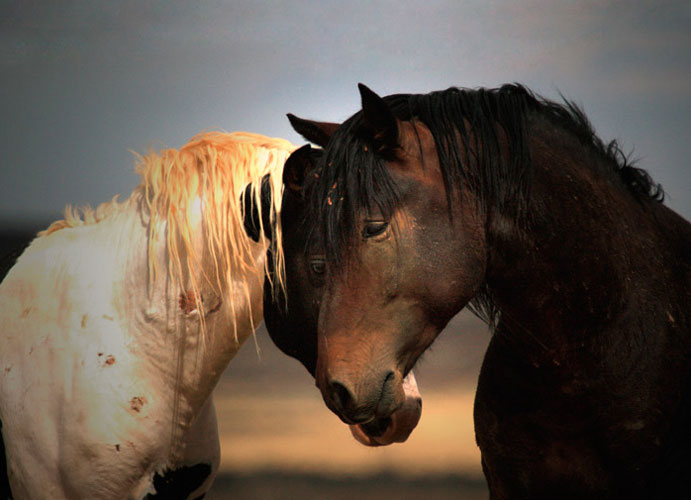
[179,290,198,315]
[348,371,422,447]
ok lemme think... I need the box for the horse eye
[309,257,326,275]
[363,221,389,239]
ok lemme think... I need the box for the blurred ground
[206,471,488,500]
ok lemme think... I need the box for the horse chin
[348,371,422,447]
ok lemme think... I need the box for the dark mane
[533,90,664,202]
[307,84,664,269]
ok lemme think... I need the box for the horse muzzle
[322,365,406,424]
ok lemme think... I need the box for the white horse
[0,132,293,499]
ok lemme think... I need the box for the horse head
[244,140,423,446]
[280,84,487,431]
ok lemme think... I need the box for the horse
[277,83,691,498]
[0,131,295,499]
[246,145,423,447]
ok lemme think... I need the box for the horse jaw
[348,371,422,447]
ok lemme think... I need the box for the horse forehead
[398,120,436,159]
[391,121,443,187]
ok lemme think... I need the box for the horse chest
[474,335,675,498]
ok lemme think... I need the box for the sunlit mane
[138,131,293,299]
[41,131,294,330]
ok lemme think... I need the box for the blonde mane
[41,131,294,332]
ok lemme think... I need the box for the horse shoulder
[0,222,180,498]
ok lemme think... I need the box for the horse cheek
[417,224,486,319]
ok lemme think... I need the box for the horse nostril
[328,380,354,414]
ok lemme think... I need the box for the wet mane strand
[308,84,664,269]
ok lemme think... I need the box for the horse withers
[280,84,691,498]
[244,144,422,447]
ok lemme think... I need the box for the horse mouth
[349,402,420,447]
[360,417,393,438]
[347,372,422,447]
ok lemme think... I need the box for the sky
[1,0,689,227]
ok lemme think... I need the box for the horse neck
[485,124,691,360]
[117,193,267,423]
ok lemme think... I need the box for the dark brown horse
[243,148,422,447]
[274,83,691,498]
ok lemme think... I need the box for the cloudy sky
[1,0,689,226]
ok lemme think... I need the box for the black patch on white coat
[144,463,211,500]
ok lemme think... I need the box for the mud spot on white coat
[130,396,147,413]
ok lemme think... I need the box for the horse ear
[358,83,398,151]
[287,114,338,148]
[241,174,273,242]
[283,144,314,195]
